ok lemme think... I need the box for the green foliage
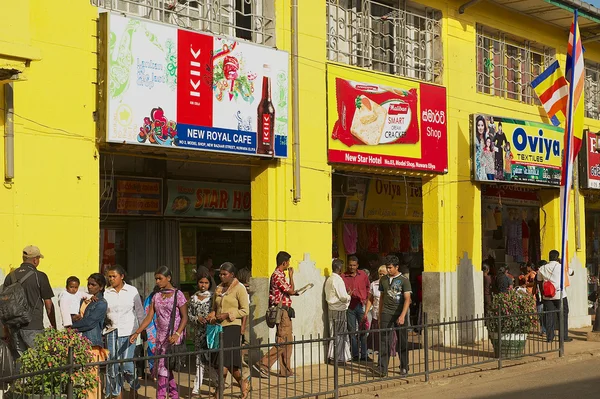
[486,290,539,334]
[15,328,98,397]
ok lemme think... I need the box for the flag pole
[559,8,579,357]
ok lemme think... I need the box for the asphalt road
[349,355,600,399]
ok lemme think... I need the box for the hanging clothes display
[522,218,530,263]
[484,207,497,231]
[506,216,523,262]
[380,225,394,254]
[392,225,402,252]
[357,224,370,253]
[343,223,358,255]
[332,227,339,258]
[399,224,411,253]
[366,224,380,253]
[493,207,503,240]
[409,225,423,252]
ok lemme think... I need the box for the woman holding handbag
[207,262,250,399]
[130,266,188,399]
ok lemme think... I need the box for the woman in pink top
[131,267,188,399]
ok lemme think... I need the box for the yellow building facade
[3,0,600,336]
[0,0,99,302]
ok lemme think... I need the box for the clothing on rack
[343,223,358,255]
[506,218,523,262]
[357,224,369,253]
[409,225,423,252]
[366,225,380,253]
[380,225,394,254]
[484,207,497,231]
[522,220,530,263]
[399,225,411,253]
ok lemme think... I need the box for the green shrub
[15,328,98,397]
[486,290,538,334]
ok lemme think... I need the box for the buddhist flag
[565,13,585,162]
[531,60,569,127]
[559,10,585,295]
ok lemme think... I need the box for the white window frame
[476,25,555,105]
[326,0,443,84]
[92,0,275,46]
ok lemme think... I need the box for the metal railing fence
[0,310,561,399]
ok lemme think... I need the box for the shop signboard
[165,180,250,219]
[481,184,540,206]
[104,13,289,158]
[579,129,600,189]
[342,177,422,222]
[327,64,448,173]
[100,176,163,216]
[471,114,563,186]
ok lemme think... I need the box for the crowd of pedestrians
[325,255,412,377]
[3,244,576,398]
[483,249,574,343]
[1,246,286,399]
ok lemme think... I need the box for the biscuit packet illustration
[331,78,419,147]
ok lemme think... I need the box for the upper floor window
[476,25,555,105]
[92,0,275,46]
[585,61,600,120]
[327,0,443,84]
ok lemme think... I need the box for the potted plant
[12,328,98,398]
[486,290,538,358]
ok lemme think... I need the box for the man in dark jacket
[3,246,56,357]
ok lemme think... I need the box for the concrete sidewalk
[130,327,600,399]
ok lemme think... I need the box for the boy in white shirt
[58,276,92,328]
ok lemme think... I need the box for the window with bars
[92,0,275,46]
[327,0,443,84]
[476,25,555,105]
[585,62,600,120]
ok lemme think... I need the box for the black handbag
[167,289,187,371]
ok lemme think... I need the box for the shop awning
[460,0,600,40]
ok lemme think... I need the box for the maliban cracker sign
[327,64,448,173]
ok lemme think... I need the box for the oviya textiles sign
[100,177,163,216]
[104,14,289,158]
[579,130,600,189]
[343,177,423,222]
[165,180,250,219]
[472,114,562,186]
[327,64,448,172]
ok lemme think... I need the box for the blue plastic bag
[206,324,223,349]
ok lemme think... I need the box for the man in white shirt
[325,259,352,363]
[536,250,573,343]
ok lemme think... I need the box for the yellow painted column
[540,190,560,259]
[249,0,332,352]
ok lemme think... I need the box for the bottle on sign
[256,64,275,156]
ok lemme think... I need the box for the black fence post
[218,331,224,399]
[497,311,502,370]
[423,312,429,382]
[333,324,339,399]
[66,346,74,399]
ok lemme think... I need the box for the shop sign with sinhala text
[471,114,562,187]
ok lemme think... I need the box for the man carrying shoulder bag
[255,251,298,378]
